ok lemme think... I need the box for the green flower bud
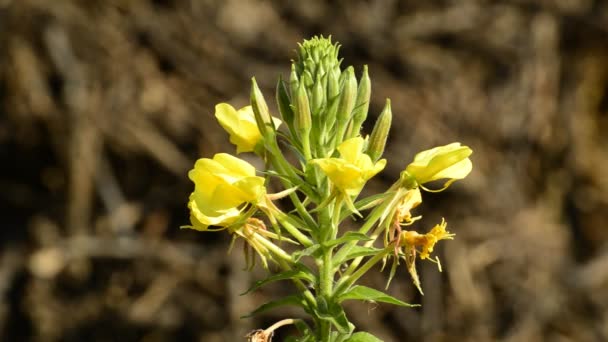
[289,64,299,99]
[295,82,312,134]
[311,79,325,115]
[295,82,313,159]
[367,99,392,162]
[250,78,273,136]
[346,66,371,139]
[327,67,340,100]
[334,67,357,144]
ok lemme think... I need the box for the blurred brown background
[1,0,608,341]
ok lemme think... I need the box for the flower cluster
[183,36,473,341]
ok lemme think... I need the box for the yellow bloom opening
[215,103,281,154]
[186,153,266,230]
[311,137,386,196]
[404,142,472,188]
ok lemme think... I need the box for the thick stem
[319,252,333,342]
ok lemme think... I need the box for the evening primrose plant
[183,36,472,342]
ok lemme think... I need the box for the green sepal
[336,285,419,307]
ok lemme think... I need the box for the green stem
[301,131,312,160]
[331,195,343,240]
[319,249,333,342]
[318,199,336,341]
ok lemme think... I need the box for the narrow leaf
[337,285,418,307]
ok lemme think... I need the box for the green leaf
[345,332,384,342]
[337,285,419,307]
[241,267,315,295]
[314,296,354,334]
[276,76,297,139]
[332,246,382,267]
[324,232,372,248]
[242,295,306,318]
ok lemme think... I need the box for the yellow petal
[337,136,365,163]
[215,104,282,154]
[215,104,261,153]
[186,154,266,228]
[188,196,241,228]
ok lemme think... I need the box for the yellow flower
[404,142,472,188]
[215,103,281,154]
[187,153,266,230]
[311,137,386,196]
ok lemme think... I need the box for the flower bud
[334,67,357,144]
[295,82,312,134]
[327,67,341,100]
[322,68,341,139]
[295,36,341,81]
[289,64,299,99]
[367,99,392,162]
[346,66,371,139]
[250,77,273,136]
[311,79,325,115]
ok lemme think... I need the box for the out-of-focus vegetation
[1,1,607,341]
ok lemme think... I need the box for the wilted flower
[404,143,472,189]
[311,136,386,196]
[400,218,454,260]
[385,217,454,294]
[215,103,281,154]
[186,153,265,230]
